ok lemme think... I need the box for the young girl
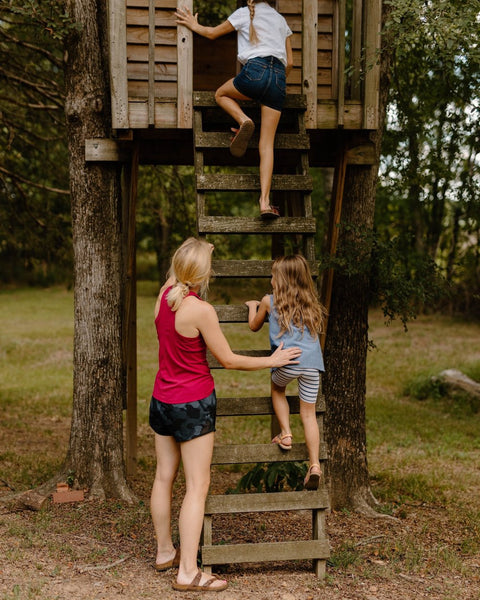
[150,238,301,592]
[245,255,327,490]
[175,2,293,219]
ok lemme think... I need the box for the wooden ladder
[193,91,330,577]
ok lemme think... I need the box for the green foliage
[235,462,307,493]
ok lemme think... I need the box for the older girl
[150,238,301,592]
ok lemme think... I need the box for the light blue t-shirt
[268,295,325,371]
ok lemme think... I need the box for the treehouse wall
[108,0,380,132]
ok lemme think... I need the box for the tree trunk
[323,1,394,512]
[61,0,135,501]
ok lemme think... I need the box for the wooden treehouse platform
[86,0,382,578]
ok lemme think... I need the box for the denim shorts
[233,56,286,112]
[149,390,217,442]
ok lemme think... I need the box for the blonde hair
[247,0,259,44]
[271,255,327,338]
[167,238,213,311]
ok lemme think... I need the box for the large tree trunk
[323,1,394,512]
[61,0,135,501]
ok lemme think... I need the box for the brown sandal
[172,569,228,592]
[304,463,322,490]
[271,433,293,450]
[154,546,180,571]
[229,119,254,157]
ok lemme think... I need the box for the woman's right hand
[270,342,301,367]
[175,7,198,31]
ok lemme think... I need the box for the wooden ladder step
[198,216,316,234]
[211,442,328,465]
[206,489,329,513]
[194,91,307,110]
[202,539,330,566]
[214,395,325,416]
[212,259,318,278]
[196,173,312,192]
[195,131,310,150]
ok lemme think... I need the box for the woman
[150,238,301,592]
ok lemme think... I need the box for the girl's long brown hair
[272,255,327,338]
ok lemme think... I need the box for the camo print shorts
[149,390,217,442]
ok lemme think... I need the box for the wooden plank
[198,216,316,235]
[126,8,176,27]
[350,0,363,101]
[211,442,327,465]
[211,259,318,278]
[303,0,318,128]
[215,395,326,416]
[128,79,177,97]
[196,174,312,192]
[148,0,156,126]
[205,490,329,514]
[85,139,130,162]
[337,0,346,125]
[126,26,177,45]
[127,0,177,7]
[128,100,177,128]
[127,61,177,81]
[195,131,310,151]
[363,0,381,129]
[109,0,129,129]
[127,44,176,62]
[316,101,363,129]
[345,143,376,165]
[202,540,330,565]
[177,0,193,127]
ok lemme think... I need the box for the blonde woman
[175,1,293,219]
[150,238,301,592]
[245,255,327,490]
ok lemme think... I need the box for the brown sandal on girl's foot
[271,433,293,450]
[260,205,280,219]
[304,463,322,490]
[154,546,180,571]
[229,119,254,157]
[172,569,228,592]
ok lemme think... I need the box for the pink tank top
[152,287,214,404]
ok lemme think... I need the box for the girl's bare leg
[176,432,226,589]
[215,78,252,126]
[151,433,181,565]
[299,400,320,466]
[258,104,282,212]
[271,380,292,438]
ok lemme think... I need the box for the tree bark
[323,1,394,512]
[61,0,135,501]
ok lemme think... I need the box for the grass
[1,285,480,595]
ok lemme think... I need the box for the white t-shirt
[228,3,292,66]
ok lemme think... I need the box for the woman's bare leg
[215,78,252,126]
[258,104,282,212]
[151,433,181,565]
[176,432,226,589]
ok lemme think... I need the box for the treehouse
[90,0,382,578]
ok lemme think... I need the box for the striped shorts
[271,366,320,404]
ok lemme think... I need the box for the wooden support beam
[302,0,318,127]
[108,0,129,129]
[177,0,193,127]
[336,0,346,127]
[85,139,130,162]
[363,0,382,128]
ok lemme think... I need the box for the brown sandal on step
[304,463,322,490]
[271,433,293,450]
[229,119,254,157]
[154,546,180,571]
[172,569,228,592]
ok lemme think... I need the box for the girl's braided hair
[247,0,259,44]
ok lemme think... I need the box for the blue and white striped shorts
[271,366,320,404]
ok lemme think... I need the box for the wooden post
[302,0,318,128]
[336,0,346,126]
[148,0,156,126]
[363,0,381,128]
[350,0,363,101]
[125,144,139,477]
[108,0,129,129]
[177,0,193,128]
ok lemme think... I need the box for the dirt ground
[1,469,479,600]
